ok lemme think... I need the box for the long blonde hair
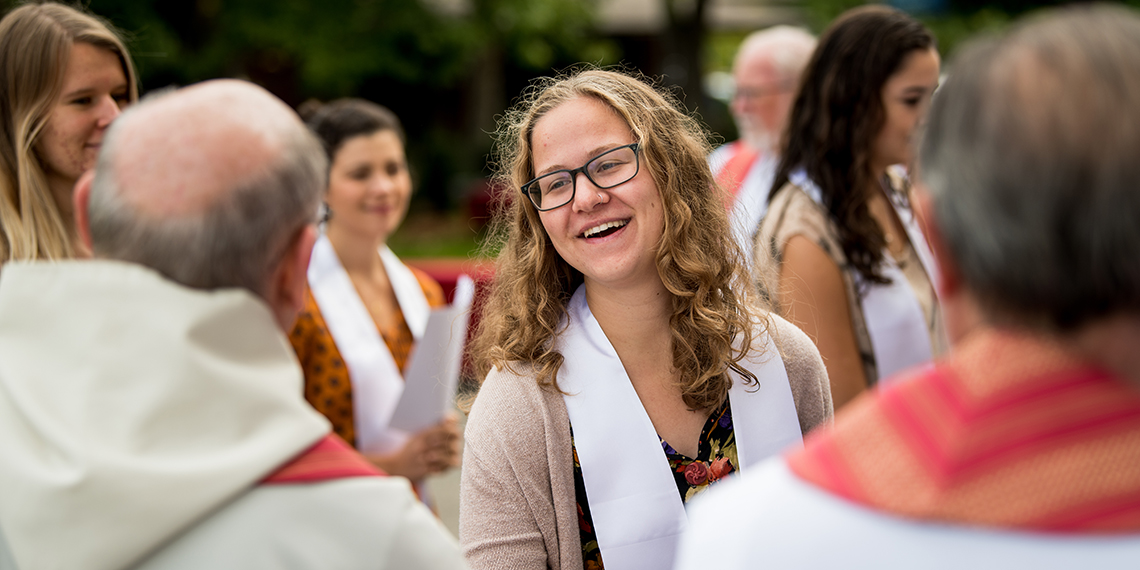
[470,68,767,411]
[0,2,139,261]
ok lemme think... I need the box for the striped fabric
[789,329,1140,533]
[262,434,384,485]
[714,142,760,207]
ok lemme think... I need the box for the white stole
[790,169,934,384]
[307,234,431,455]
[559,286,802,570]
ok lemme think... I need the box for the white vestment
[0,261,464,570]
[710,143,780,263]
[678,458,1140,569]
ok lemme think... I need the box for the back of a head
[86,80,326,298]
[0,1,138,261]
[302,98,404,162]
[920,4,1140,331]
[735,25,816,82]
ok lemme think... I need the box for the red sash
[789,330,1140,533]
[714,142,760,208]
[262,434,385,484]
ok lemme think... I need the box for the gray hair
[87,95,326,298]
[919,4,1140,330]
[735,25,817,80]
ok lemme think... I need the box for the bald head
[731,26,816,151]
[86,79,326,298]
[107,80,300,217]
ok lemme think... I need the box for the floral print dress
[571,399,738,570]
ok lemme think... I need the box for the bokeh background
[4,0,1130,258]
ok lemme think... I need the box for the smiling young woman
[0,2,138,262]
[289,98,460,499]
[757,5,946,411]
[459,69,833,570]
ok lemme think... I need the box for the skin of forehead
[110,80,298,217]
[734,45,782,85]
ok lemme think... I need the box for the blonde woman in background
[0,2,138,262]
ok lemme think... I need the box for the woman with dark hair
[460,68,832,570]
[289,99,459,494]
[757,5,946,410]
[0,2,138,262]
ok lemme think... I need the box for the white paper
[389,274,475,432]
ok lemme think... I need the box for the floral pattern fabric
[572,399,737,569]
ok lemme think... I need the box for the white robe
[709,143,780,263]
[0,261,463,570]
[678,458,1140,569]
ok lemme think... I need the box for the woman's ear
[268,224,317,331]
[914,183,984,344]
[912,184,958,297]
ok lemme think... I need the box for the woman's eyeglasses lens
[523,144,639,211]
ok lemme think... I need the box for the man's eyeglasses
[520,143,640,211]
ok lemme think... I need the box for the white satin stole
[559,286,802,570]
[306,235,430,455]
[790,168,936,383]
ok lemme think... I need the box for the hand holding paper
[389,275,475,432]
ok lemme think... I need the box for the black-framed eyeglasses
[520,143,640,211]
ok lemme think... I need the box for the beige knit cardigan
[459,314,833,570]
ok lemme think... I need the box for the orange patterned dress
[289,266,445,447]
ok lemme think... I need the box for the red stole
[789,329,1140,533]
[715,142,760,208]
[262,434,385,484]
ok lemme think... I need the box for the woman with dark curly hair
[459,68,832,570]
[757,5,946,410]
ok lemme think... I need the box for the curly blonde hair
[469,68,768,411]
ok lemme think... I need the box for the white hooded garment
[0,261,465,570]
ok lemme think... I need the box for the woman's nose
[95,95,121,128]
[570,171,607,212]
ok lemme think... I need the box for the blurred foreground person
[679,5,1140,567]
[756,6,946,410]
[460,69,831,570]
[709,26,815,258]
[291,99,459,496]
[0,80,465,570]
[0,1,137,262]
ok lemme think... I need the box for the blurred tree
[0,0,613,211]
[661,0,710,112]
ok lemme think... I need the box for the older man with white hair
[681,5,1140,568]
[0,80,466,570]
[709,25,815,259]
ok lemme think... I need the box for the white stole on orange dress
[306,234,430,455]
